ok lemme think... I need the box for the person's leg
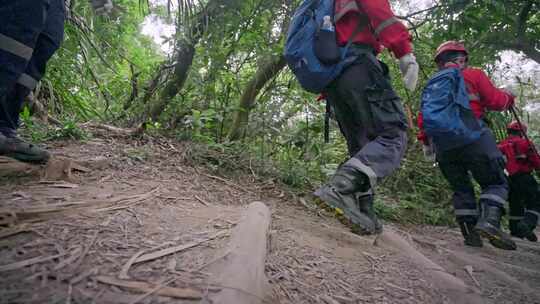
[317,54,407,234]
[0,0,57,163]
[0,0,49,132]
[513,173,539,242]
[438,150,483,247]
[467,129,516,250]
[12,0,65,128]
[319,58,379,233]
[508,175,526,237]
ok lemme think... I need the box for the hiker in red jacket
[418,41,516,250]
[498,121,540,242]
[315,0,418,234]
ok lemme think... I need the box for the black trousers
[325,51,408,183]
[437,128,508,223]
[509,172,540,218]
[0,0,65,133]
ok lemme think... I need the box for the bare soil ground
[0,134,539,304]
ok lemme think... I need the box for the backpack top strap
[344,12,370,49]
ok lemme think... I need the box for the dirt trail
[0,135,539,304]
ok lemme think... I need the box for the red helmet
[507,121,527,133]
[434,41,468,62]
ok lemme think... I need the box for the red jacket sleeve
[468,69,514,111]
[359,0,412,58]
[416,112,428,144]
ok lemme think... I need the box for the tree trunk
[145,0,243,123]
[227,55,286,141]
[148,40,195,122]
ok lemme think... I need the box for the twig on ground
[119,250,147,279]
[54,246,83,271]
[194,195,209,206]
[95,276,202,300]
[69,267,99,285]
[0,251,69,272]
[133,230,229,265]
[126,277,177,304]
[464,265,481,288]
[200,172,253,194]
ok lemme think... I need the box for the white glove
[399,53,419,92]
[422,144,436,162]
[502,85,518,97]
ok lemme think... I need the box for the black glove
[89,0,113,14]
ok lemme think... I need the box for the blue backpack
[283,0,361,94]
[420,68,482,151]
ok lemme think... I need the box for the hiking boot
[314,184,378,234]
[513,211,539,242]
[509,217,537,242]
[327,162,370,195]
[355,193,382,234]
[315,158,379,234]
[0,133,50,163]
[459,221,483,247]
[525,232,538,242]
[474,203,516,250]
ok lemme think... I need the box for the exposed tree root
[378,229,485,304]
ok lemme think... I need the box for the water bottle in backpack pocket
[314,15,341,64]
[283,0,363,93]
[421,68,482,151]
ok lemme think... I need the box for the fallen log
[0,156,77,182]
[208,201,272,304]
[379,229,485,304]
[0,156,41,178]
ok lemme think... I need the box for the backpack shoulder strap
[344,13,370,49]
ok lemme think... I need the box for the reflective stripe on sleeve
[507,216,524,221]
[0,33,33,60]
[17,73,38,90]
[334,1,360,22]
[374,17,399,36]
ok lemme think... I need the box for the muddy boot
[459,221,483,247]
[475,202,516,250]
[514,211,539,242]
[0,132,50,164]
[314,159,377,234]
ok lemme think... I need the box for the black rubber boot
[525,232,538,242]
[514,211,539,242]
[509,219,521,237]
[475,202,517,250]
[314,160,377,234]
[352,193,383,235]
[459,221,483,247]
[327,164,369,195]
[0,133,50,164]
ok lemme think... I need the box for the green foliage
[24,0,540,227]
[20,108,89,142]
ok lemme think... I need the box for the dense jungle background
[23,0,540,225]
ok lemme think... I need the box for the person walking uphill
[418,41,516,250]
[313,0,419,234]
[498,121,540,242]
[0,0,66,163]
